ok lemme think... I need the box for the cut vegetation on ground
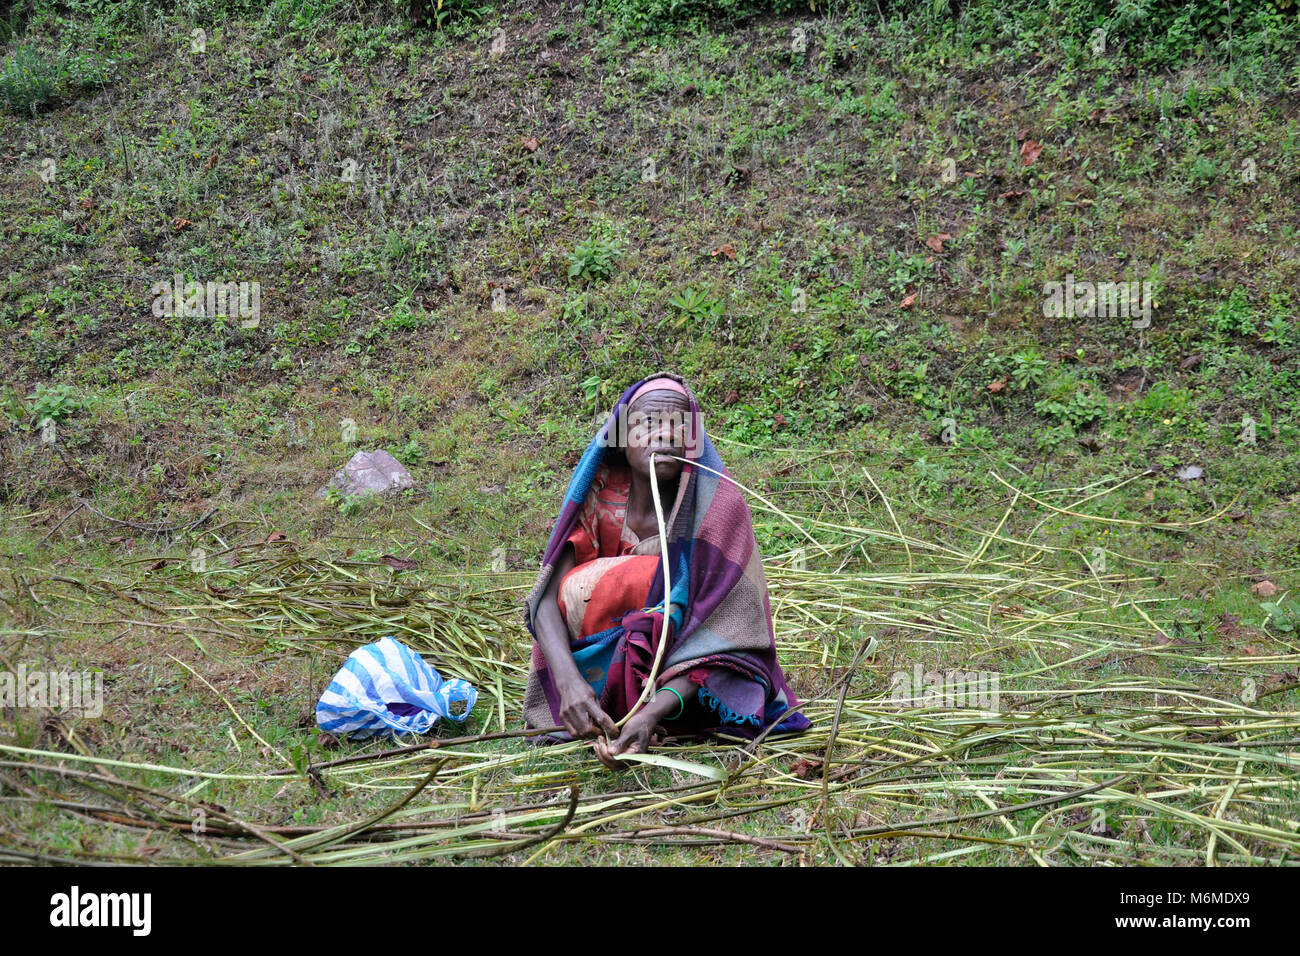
[1,0,1299,864]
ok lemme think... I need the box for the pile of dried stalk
[2,472,1296,865]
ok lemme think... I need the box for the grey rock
[1174,465,1205,481]
[318,450,415,498]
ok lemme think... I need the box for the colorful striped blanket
[522,372,812,742]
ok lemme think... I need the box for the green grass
[1,0,1299,864]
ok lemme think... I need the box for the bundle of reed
[5,472,1294,865]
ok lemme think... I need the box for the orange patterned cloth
[558,462,654,642]
[564,462,642,563]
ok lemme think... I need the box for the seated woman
[522,372,810,768]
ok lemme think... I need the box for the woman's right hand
[557,678,618,739]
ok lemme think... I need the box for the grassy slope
[1,2,1299,864]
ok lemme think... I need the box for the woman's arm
[533,543,617,739]
[533,543,580,686]
[640,674,698,725]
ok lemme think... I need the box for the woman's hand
[593,710,665,769]
[557,678,618,740]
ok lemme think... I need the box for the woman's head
[622,377,692,483]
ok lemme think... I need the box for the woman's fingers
[593,736,619,770]
[591,714,660,768]
[609,727,647,756]
[563,688,612,739]
[580,702,608,738]
[593,707,618,738]
[561,703,594,738]
[559,681,607,738]
[576,698,616,739]
[602,730,634,761]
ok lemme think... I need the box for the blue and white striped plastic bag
[316,636,477,739]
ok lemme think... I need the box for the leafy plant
[958,425,996,450]
[1134,382,1191,419]
[395,437,424,465]
[0,45,59,114]
[325,485,372,516]
[912,455,950,490]
[667,287,723,327]
[567,232,623,283]
[1035,390,1108,429]
[724,403,783,444]
[61,48,115,88]
[1035,424,1073,453]
[28,382,80,424]
[386,294,421,331]
[1261,597,1298,634]
[408,0,488,30]
[1188,154,1219,188]
[1261,313,1295,347]
[0,41,115,115]
[884,250,934,295]
[1010,348,1049,390]
[1211,288,1256,336]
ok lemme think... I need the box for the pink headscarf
[627,376,688,407]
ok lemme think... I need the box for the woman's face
[623,390,690,482]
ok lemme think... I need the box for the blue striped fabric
[316,636,477,739]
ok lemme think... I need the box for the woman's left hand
[593,712,664,770]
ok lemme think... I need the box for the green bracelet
[661,686,686,721]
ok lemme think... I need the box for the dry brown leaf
[790,758,823,779]
[925,232,953,253]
